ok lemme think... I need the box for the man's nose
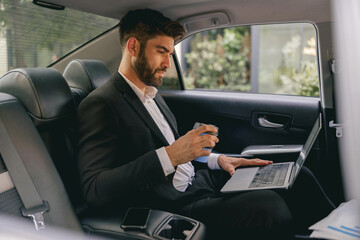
[162,55,171,69]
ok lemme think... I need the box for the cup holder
[154,216,199,240]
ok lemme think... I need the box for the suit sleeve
[77,95,168,206]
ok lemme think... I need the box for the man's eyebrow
[156,45,175,55]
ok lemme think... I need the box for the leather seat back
[0,90,82,231]
[0,68,75,127]
[63,59,111,108]
[0,68,84,213]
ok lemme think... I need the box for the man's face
[134,35,174,88]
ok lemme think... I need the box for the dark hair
[119,9,185,48]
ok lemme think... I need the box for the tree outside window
[177,23,319,97]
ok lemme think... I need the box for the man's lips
[158,71,165,77]
[155,69,166,77]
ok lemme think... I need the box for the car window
[172,23,319,97]
[0,0,118,77]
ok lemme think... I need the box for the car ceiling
[44,0,331,25]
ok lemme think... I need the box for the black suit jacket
[77,72,213,210]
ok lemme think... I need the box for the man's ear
[127,37,140,56]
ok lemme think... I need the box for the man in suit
[77,9,333,239]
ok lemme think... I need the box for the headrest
[0,68,74,126]
[63,59,111,95]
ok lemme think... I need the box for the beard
[134,47,166,88]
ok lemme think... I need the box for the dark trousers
[176,167,335,240]
[276,167,335,235]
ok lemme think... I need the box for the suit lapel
[154,95,180,139]
[113,72,173,145]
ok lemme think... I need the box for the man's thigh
[180,190,293,240]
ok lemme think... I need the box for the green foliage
[182,26,319,97]
[277,61,319,96]
[276,35,319,97]
[184,27,251,92]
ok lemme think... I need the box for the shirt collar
[118,70,158,103]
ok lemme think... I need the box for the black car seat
[63,59,111,108]
[0,66,207,240]
[0,68,82,232]
[0,68,86,214]
[62,59,112,210]
[62,59,112,212]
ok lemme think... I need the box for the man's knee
[260,191,292,224]
[252,190,293,239]
[231,190,293,240]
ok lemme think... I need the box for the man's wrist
[208,153,222,170]
[156,147,175,176]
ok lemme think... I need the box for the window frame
[172,21,321,98]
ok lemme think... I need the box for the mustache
[154,68,167,73]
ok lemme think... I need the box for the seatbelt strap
[0,116,49,230]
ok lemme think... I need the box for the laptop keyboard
[249,163,289,188]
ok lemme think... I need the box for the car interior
[0,0,358,239]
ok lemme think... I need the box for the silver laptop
[221,113,322,193]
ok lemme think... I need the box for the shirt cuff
[207,153,222,170]
[156,147,175,176]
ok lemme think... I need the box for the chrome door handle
[258,117,284,128]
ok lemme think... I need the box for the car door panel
[161,90,320,153]
[161,90,324,179]
[161,89,347,205]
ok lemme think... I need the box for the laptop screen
[290,113,322,184]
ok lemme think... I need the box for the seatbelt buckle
[21,200,50,230]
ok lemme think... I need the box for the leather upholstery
[0,92,82,231]
[0,68,74,127]
[63,59,111,95]
[0,63,109,213]
[0,65,206,239]
[0,68,82,211]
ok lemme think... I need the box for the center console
[81,209,206,240]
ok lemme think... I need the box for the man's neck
[118,65,146,94]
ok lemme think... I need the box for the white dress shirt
[119,71,221,192]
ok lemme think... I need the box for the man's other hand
[218,155,273,176]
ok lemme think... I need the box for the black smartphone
[121,208,151,230]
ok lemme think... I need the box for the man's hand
[218,155,273,176]
[165,125,219,167]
